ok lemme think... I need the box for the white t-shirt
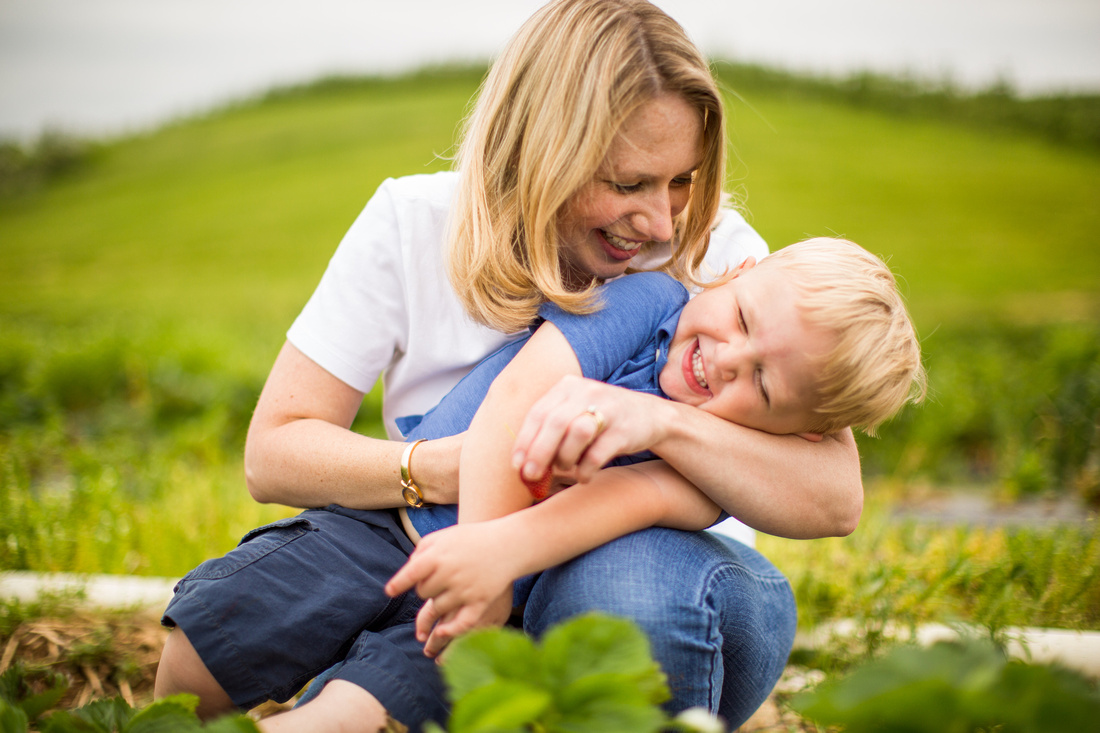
[287,170,769,545]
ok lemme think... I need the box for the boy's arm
[456,321,583,523]
[388,319,583,646]
[387,459,720,656]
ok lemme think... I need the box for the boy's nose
[713,341,742,381]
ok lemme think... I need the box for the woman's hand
[511,375,672,485]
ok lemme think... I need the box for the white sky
[2,0,1098,140]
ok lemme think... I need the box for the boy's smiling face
[658,258,833,435]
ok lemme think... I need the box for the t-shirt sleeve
[537,272,688,381]
[286,179,409,393]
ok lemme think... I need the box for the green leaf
[0,666,69,724]
[0,698,29,733]
[17,672,69,724]
[40,709,102,733]
[556,673,652,713]
[794,639,1100,733]
[68,698,135,733]
[438,614,676,733]
[0,668,22,706]
[540,614,668,704]
[138,695,200,718]
[122,695,204,733]
[448,680,550,733]
[983,659,1100,732]
[442,627,542,701]
[547,696,667,733]
[199,715,261,733]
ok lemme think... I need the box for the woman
[154,1,862,731]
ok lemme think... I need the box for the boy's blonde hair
[759,238,926,436]
[448,0,726,333]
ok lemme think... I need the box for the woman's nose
[633,188,675,243]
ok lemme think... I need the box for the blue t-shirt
[400,271,688,539]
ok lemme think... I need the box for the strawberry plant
[0,664,258,733]
[792,637,1100,732]
[427,612,724,733]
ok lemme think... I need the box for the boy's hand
[417,590,514,658]
[385,522,522,657]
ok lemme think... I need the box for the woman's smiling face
[658,259,833,436]
[557,92,703,289]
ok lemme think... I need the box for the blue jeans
[523,527,796,730]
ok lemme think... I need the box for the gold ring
[584,405,606,436]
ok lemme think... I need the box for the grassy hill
[3,65,1098,339]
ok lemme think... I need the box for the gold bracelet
[400,439,427,508]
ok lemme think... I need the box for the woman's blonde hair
[760,238,927,436]
[448,0,726,333]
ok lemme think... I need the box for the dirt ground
[0,608,820,731]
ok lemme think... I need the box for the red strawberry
[522,470,552,501]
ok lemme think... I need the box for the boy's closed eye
[736,302,770,408]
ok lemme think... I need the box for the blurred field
[1,65,1098,587]
[0,71,479,349]
[4,66,1098,339]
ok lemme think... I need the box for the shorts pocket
[180,515,316,582]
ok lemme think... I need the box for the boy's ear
[733,256,757,276]
[796,431,824,443]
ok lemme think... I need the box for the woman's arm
[244,342,461,509]
[511,377,862,539]
[653,400,862,538]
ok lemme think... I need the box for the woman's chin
[592,254,636,280]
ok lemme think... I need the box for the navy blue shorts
[162,506,447,730]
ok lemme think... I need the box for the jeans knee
[525,529,718,636]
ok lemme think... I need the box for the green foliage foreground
[0,664,257,732]
[4,611,1098,733]
[793,638,1100,733]
[427,613,724,733]
[428,613,670,733]
[416,614,1100,733]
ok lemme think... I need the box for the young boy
[384,237,926,655]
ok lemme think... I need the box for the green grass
[1,64,1098,641]
[759,485,1100,654]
